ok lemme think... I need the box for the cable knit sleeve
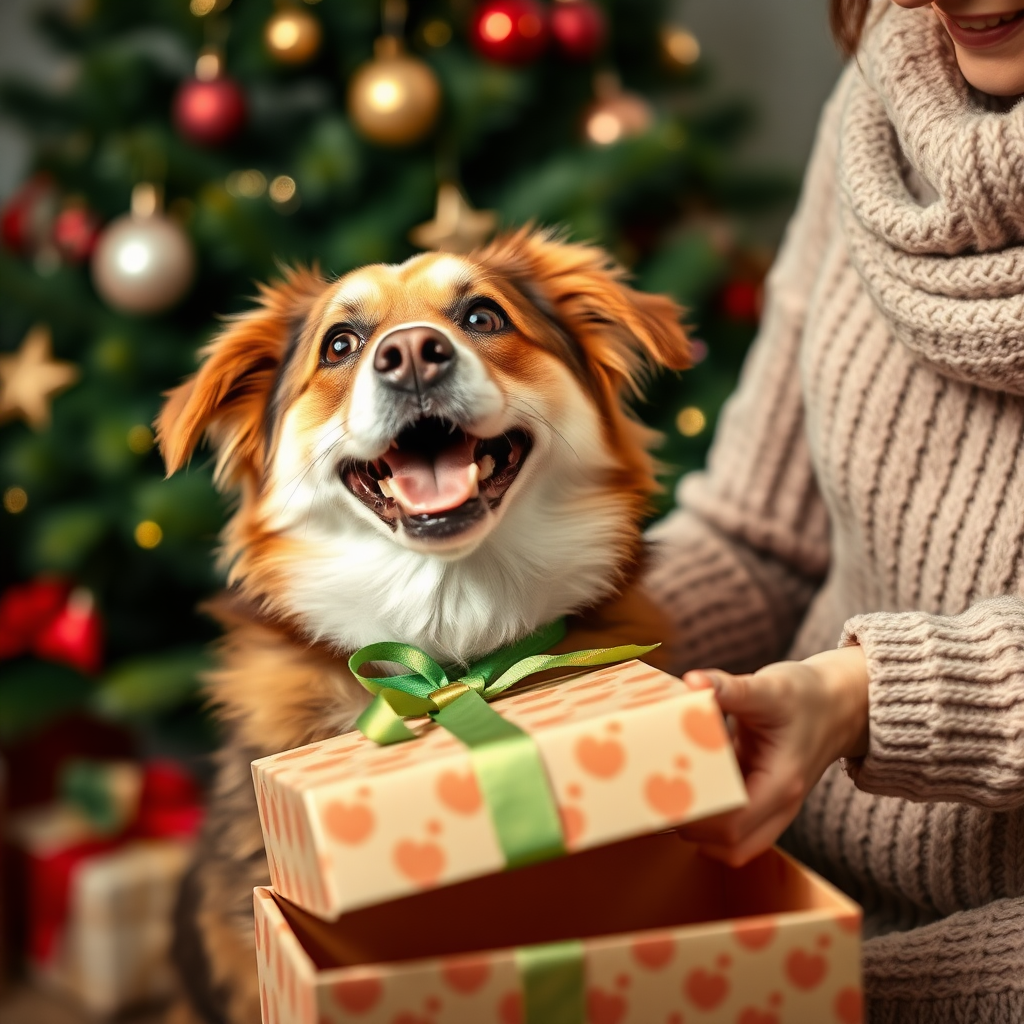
[840,597,1024,810]
[644,70,855,675]
[863,897,1024,1022]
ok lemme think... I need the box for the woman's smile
[936,6,1024,47]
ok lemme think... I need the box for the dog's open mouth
[342,416,533,539]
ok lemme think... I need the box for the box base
[255,831,863,1023]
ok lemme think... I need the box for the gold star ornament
[409,183,498,254]
[0,324,80,429]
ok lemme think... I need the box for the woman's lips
[937,8,1024,49]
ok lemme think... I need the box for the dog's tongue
[384,434,479,515]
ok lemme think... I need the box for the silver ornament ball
[91,213,195,315]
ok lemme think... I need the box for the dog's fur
[157,229,690,1023]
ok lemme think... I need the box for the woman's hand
[677,645,870,867]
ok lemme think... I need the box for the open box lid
[252,660,748,920]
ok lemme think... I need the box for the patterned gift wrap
[251,661,749,919]
[253,832,863,1024]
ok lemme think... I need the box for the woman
[646,1,1024,1020]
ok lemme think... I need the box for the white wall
[678,0,843,172]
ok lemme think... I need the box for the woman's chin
[954,50,1024,98]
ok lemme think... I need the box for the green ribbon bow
[350,619,657,870]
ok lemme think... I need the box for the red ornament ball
[173,76,246,146]
[53,205,101,263]
[471,0,549,64]
[550,0,606,60]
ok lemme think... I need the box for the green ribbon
[516,940,586,1024]
[350,620,658,869]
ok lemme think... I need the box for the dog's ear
[476,227,691,396]
[156,266,324,485]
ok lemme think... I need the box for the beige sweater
[645,5,1024,1022]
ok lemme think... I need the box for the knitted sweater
[644,6,1024,1023]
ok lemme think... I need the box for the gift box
[42,838,191,1015]
[252,659,749,919]
[6,758,203,1015]
[8,803,193,1014]
[8,801,121,970]
[254,831,863,1024]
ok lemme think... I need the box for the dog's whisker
[507,398,580,463]
[303,475,325,537]
[278,422,349,512]
[277,420,349,491]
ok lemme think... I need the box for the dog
[156,227,690,1023]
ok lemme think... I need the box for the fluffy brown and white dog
[156,228,690,1023]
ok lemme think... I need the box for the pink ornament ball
[173,76,246,146]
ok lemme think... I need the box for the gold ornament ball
[265,7,322,64]
[348,37,441,146]
[584,93,652,145]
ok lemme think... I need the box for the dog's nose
[373,327,455,393]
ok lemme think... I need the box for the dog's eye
[464,303,506,334]
[322,329,361,364]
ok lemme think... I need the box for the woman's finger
[693,803,801,868]
[676,760,802,846]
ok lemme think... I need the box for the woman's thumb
[682,669,756,716]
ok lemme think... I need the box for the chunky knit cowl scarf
[839,2,1024,394]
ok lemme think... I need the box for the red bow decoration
[0,578,103,675]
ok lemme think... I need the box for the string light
[422,20,452,47]
[269,175,297,204]
[676,406,707,437]
[127,424,154,454]
[662,26,701,67]
[135,520,163,548]
[226,169,267,199]
[3,486,28,513]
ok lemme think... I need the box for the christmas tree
[0,0,792,753]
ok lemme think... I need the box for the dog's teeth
[507,447,519,467]
[378,477,395,499]
[449,422,457,434]
[478,454,496,481]
[467,462,480,498]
